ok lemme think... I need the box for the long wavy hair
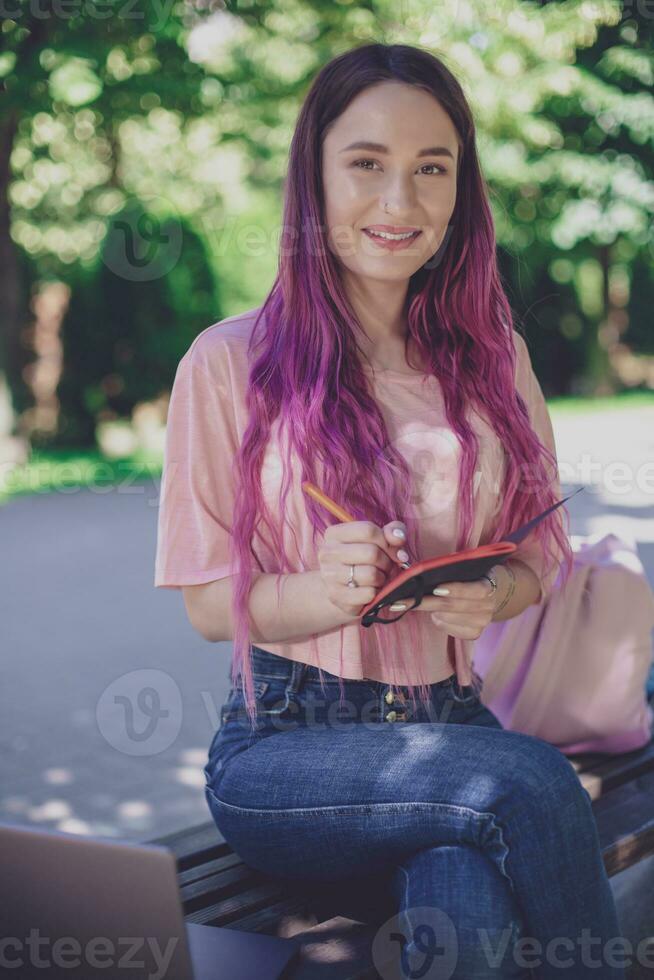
[227,42,573,728]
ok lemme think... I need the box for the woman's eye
[351,159,446,176]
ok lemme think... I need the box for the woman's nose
[379,176,419,212]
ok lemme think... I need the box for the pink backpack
[474,532,654,756]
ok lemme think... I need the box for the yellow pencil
[301,481,411,570]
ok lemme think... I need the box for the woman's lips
[362,229,422,251]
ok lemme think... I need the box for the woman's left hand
[381,524,498,640]
[410,577,497,640]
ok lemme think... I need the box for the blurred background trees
[1,0,652,466]
[56,208,218,446]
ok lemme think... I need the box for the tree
[55,203,219,446]
[3,0,652,427]
[0,0,209,422]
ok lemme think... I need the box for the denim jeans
[203,646,626,980]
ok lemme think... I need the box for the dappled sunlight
[27,799,73,822]
[172,766,207,789]
[179,747,212,766]
[1,781,209,840]
[2,742,215,842]
[117,800,153,820]
[42,767,74,785]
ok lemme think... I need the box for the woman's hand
[383,523,508,639]
[416,577,498,640]
[336,521,500,640]
[317,519,409,620]
[381,519,500,640]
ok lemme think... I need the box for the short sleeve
[510,332,565,603]
[154,344,252,589]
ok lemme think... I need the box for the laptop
[0,821,301,979]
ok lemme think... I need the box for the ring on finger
[481,571,497,599]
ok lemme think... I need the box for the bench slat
[176,849,243,888]
[183,885,310,929]
[179,855,261,899]
[150,822,227,868]
[576,738,654,801]
[594,768,654,876]
[180,865,283,914]
[208,900,320,936]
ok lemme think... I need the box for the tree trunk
[0,110,22,428]
[589,243,615,396]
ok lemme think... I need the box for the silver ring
[481,570,497,598]
[346,564,358,589]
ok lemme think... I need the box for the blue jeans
[203,646,626,980]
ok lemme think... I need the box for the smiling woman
[155,42,623,980]
[153,40,576,747]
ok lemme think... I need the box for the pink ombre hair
[227,42,573,728]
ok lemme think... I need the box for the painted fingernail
[432,587,450,596]
[397,550,409,562]
[392,528,406,539]
[390,603,407,611]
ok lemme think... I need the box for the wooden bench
[149,696,654,979]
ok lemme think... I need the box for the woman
[155,43,626,979]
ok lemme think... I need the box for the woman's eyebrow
[339,140,454,159]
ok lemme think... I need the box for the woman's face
[321,80,460,285]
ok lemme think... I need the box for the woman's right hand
[317,520,409,619]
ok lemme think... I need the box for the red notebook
[360,487,583,627]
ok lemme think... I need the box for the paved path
[1,473,232,842]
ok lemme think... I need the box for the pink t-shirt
[154,307,564,687]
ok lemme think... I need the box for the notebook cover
[360,488,583,627]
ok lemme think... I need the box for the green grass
[0,448,163,504]
[1,390,652,502]
[547,390,654,416]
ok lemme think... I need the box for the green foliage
[2,0,653,421]
[53,201,220,447]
